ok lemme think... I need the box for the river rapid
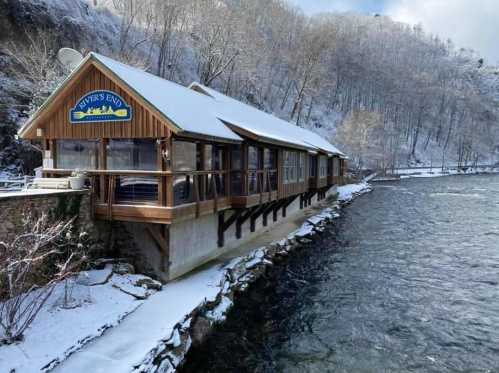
[182,175,499,373]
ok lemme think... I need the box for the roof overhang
[221,121,313,151]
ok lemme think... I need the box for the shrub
[0,213,88,344]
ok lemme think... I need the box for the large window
[319,156,328,178]
[107,139,156,170]
[203,144,225,197]
[56,140,98,170]
[172,141,196,205]
[333,157,340,176]
[309,155,317,178]
[283,151,298,184]
[298,153,306,182]
[107,139,158,202]
[231,146,243,195]
[248,146,260,194]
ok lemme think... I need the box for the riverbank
[0,183,372,373]
[373,166,499,182]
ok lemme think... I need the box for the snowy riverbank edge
[134,182,373,373]
[0,183,371,373]
[376,166,499,181]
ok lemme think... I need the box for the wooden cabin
[19,52,347,281]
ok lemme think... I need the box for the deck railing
[43,168,277,216]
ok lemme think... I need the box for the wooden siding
[32,65,171,139]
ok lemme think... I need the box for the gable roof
[18,52,345,157]
[189,83,345,156]
[18,53,242,143]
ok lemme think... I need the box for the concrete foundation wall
[167,186,338,280]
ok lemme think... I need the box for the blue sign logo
[70,90,132,123]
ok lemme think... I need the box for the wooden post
[243,144,248,196]
[166,138,174,207]
[157,139,167,206]
[198,143,206,201]
[100,138,108,203]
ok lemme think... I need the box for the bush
[0,213,88,344]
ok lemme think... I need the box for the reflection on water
[182,175,499,373]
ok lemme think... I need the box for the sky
[287,0,499,64]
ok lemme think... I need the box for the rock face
[0,0,119,173]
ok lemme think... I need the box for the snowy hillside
[1,0,499,173]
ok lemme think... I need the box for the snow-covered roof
[91,53,242,142]
[189,83,344,156]
[18,53,242,143]
[19,52,344,156]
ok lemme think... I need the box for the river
[181,175,499,373]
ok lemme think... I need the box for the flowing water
[182,175,499,373]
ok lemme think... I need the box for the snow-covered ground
[0,182,371,373]
[0,265,162,373]
[396,166,499,179]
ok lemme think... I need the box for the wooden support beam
[146,224,169,273]
[272,198,287,222]
[282,195,298,218]
[236,206,257,239]
[218,209,245,247]
[250,204,268,232]
[262,201,278,227]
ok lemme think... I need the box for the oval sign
[70,90,132,123]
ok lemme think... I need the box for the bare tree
[0,213,87,344]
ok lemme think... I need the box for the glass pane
[264,148,276,169]
[231,172,243,195]
[248,171,258,194]
[174,175,194,205]
[107,139,157,170]
[56,140,98,170]
[214,146,224,170]
[333,158,340,176]
[248,146,258,170]
[173,141,196,171]
[231,147,242,170]
[204,145,213,170]
[115,176,158,202]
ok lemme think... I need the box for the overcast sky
[287,0,499,64]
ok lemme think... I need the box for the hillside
[1,0,499,174]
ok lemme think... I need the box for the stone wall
[0,190,99,250]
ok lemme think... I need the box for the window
[56,140,98,170]
[283,151,298,184]
[172,141,196,205]
[309,155,317,177]
[264,148,278,190]
[333,157,340,176]
[107,139,158,202]
[298,153,305,182]
[231,146,243,170]
[248,146,260,194]
[319,156,328,178]
[248,146,259,170]
[231,146,243,196]
[107,139,157,170]
[264,148,276,169]
[173,141,196,171]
